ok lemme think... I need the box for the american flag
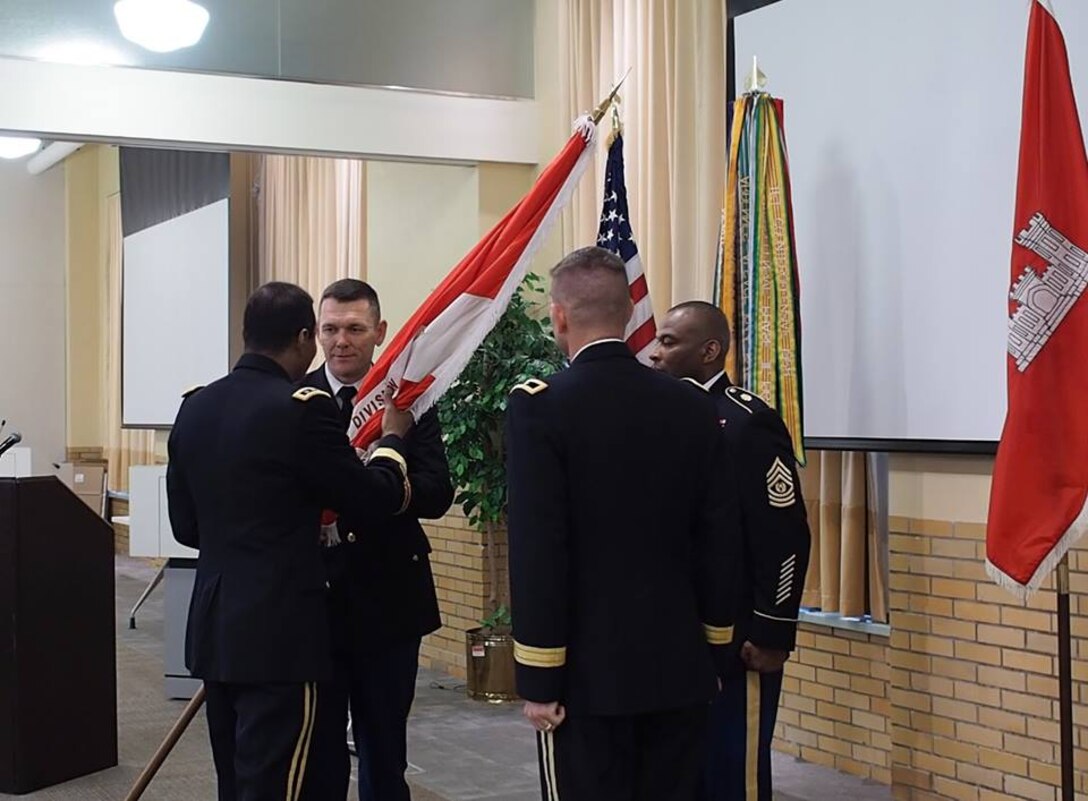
[597,134,656,363]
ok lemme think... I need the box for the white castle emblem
[1008,212,1088,372]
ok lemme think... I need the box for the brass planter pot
[465,627,518,702]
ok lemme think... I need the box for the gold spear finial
[591,68,632,125]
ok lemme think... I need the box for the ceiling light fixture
[0,137,43,160]
[114,0,210,54]
[36,40,129,66]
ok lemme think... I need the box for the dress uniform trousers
[702,670,784,801]
[204,681,319,801]
[351,637,421,801]
[304,634,422,801]
[537,706,709,801]
[297,367,450,801]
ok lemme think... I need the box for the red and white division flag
[987,0,1088,595]
[345,118,600,450]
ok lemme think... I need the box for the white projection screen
[120,149,231,428]
[735,0,1088,450]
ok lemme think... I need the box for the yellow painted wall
[64,145,117,454]
[365,161,481,342]
[533,0,567,280]
[478,163,536,237]
[890,455,995,526]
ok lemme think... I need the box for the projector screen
[735,0,1088,449]
[121,149,231,428]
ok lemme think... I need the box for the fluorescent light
[0,137,42,160]
[114,0,210,53]
[36,40,129,66]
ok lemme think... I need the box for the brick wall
[774,625,892,783]
[775,515,1086,801]
[420,508,509,679]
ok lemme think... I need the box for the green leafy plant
[438,273,565,530]
[479,604,512,634]
[437,274,566,622]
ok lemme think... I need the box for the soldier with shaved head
[506,247,739,801]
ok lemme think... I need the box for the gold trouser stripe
[704,623,735,645]
[286,682,316,801]
[371,447,408,475]
[537,730,560,801]
[746,672,761,801]
[514,641,567,668]
[536,731,551,800]
[293,683,318,801]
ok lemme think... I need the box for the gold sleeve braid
[396,475,412,516]
[703,623,735,646]
[514,641,567,668]
[370,447,407,475]
[369,446,411,515]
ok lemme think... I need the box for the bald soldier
[505,247,739,801]
[650,301,811,801]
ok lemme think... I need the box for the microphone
[0,432,22,458]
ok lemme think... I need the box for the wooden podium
[0,477,117,793]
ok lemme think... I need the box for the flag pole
[1057,555,1074,801]
[123,685,206,801]
[591,69,631,125]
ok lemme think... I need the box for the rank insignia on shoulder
[181,384,204,398]
[512,378,548,396]
[767,457,797,508]
[725,385,764,414]
[292,387,331,402]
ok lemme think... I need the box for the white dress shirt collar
[324,364,361,402]
[702,371,728,391]
[570,338,626,364]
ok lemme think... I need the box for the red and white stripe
[624,253,656,364]
[345,119,600,450]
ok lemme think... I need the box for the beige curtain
[560,0,728,313]
[105,194,157,491]
[866,453,889,624]
[799,451,888,622]
[256,155,367,295]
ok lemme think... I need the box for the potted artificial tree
[437,274,565,702]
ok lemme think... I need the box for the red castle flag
[986,0,1088,595]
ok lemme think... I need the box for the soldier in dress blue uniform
[299,279,453,801]
[650,301,811,801]
[505,248,740,801]
[166,282,415,801]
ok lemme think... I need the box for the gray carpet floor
[0,558,890,800]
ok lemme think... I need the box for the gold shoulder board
[181,384,204,398]
[512,378,548,396]
[292,387,331,402]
